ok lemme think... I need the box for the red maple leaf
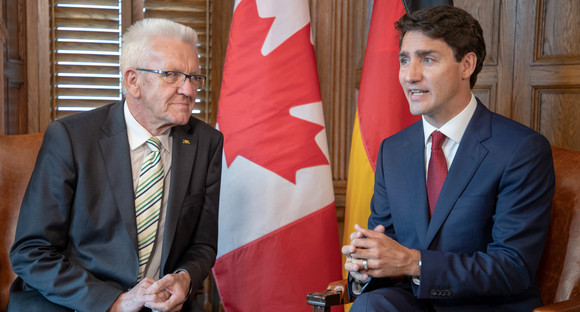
[217,0,329,184]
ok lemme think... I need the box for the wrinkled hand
[108,278,170,312]
[342,224,420,279]
[144,271,191,312]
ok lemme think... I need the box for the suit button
[445,290,451,296]
[430,289,437,296]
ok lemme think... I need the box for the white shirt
[124,102,173,280]
[422,93,478,176]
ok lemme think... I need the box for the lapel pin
[182,139,191,145]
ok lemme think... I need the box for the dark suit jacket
[355,100,555,311]
[8,102,223,311]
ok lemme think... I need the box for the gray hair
[120,18,199,94]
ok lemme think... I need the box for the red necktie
[427,131,448,217]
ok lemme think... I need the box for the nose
[403,60,422,83]
[177,78,198,98]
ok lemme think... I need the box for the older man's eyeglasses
[136,68,206,90]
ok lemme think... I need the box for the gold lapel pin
[182,139,191,145]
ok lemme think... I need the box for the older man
[9,19,222,312]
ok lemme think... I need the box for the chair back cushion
[537,145,580,304]
[0,133,44,310]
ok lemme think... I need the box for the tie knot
[431,131,446,150]
[146,137,162,153]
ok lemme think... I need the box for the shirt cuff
[351,277,371,296]
[411,260,422,285]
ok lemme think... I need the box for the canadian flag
[213,0,343,311]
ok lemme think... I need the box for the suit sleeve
[416,133,555,299]
[173,131,223,294]
[347,141,395,299]
[368,140,397,240]
[9,121,123,311]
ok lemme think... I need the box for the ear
[461,52,477,81]
[124,69,141,98]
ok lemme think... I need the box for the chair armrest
[306,279,351,311]
[533,297,580,312]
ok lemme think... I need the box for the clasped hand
[108,271,191,312]
[341,224,421,283]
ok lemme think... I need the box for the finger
[143,291,169,303]
[137,277,156,288]
[128,278,153,298]
[146,292,181,312]
[341,244,356,256]
[350,230,363,241]
[351,258,373,271]
[344,260,360,272]
[351,250,371,261]
[362,269,377,279]
[144,292,172,311]
[351,236,377,249]
[358,226,388,239]
[144,301,167,311]
[346,257,371,272]
[373,224,386,233]
[158,290,171,301]
[147,277,172,295]
[354,224,386,239]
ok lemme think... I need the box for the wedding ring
[362,260,368,271]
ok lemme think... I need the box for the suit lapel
[161,122,197,271]
[424,101,492,247]
[98,102,138,251]
[401,122,431,247]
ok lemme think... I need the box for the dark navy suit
[8,102,223,311]
[352,100,555,311]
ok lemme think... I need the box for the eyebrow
[399,49,438,58]
[166,69,202,75]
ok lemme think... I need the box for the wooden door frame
[27,0,50,133]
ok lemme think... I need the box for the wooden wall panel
[535,88,580,150]
[535,0,580,64]
[27,0,50,133]
[2,0,27,134]
[455,0,516,117]
[1,0,47,135]
[311,0,362,184]
[455,0,499,65]
[0,6,4,134]
[514,0,580,150]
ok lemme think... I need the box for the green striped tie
[135,137,164,280]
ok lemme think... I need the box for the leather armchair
[307,145,580,311]
[0,133,44,310]
[533,145,580,311]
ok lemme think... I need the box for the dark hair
[395,6,486,88]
